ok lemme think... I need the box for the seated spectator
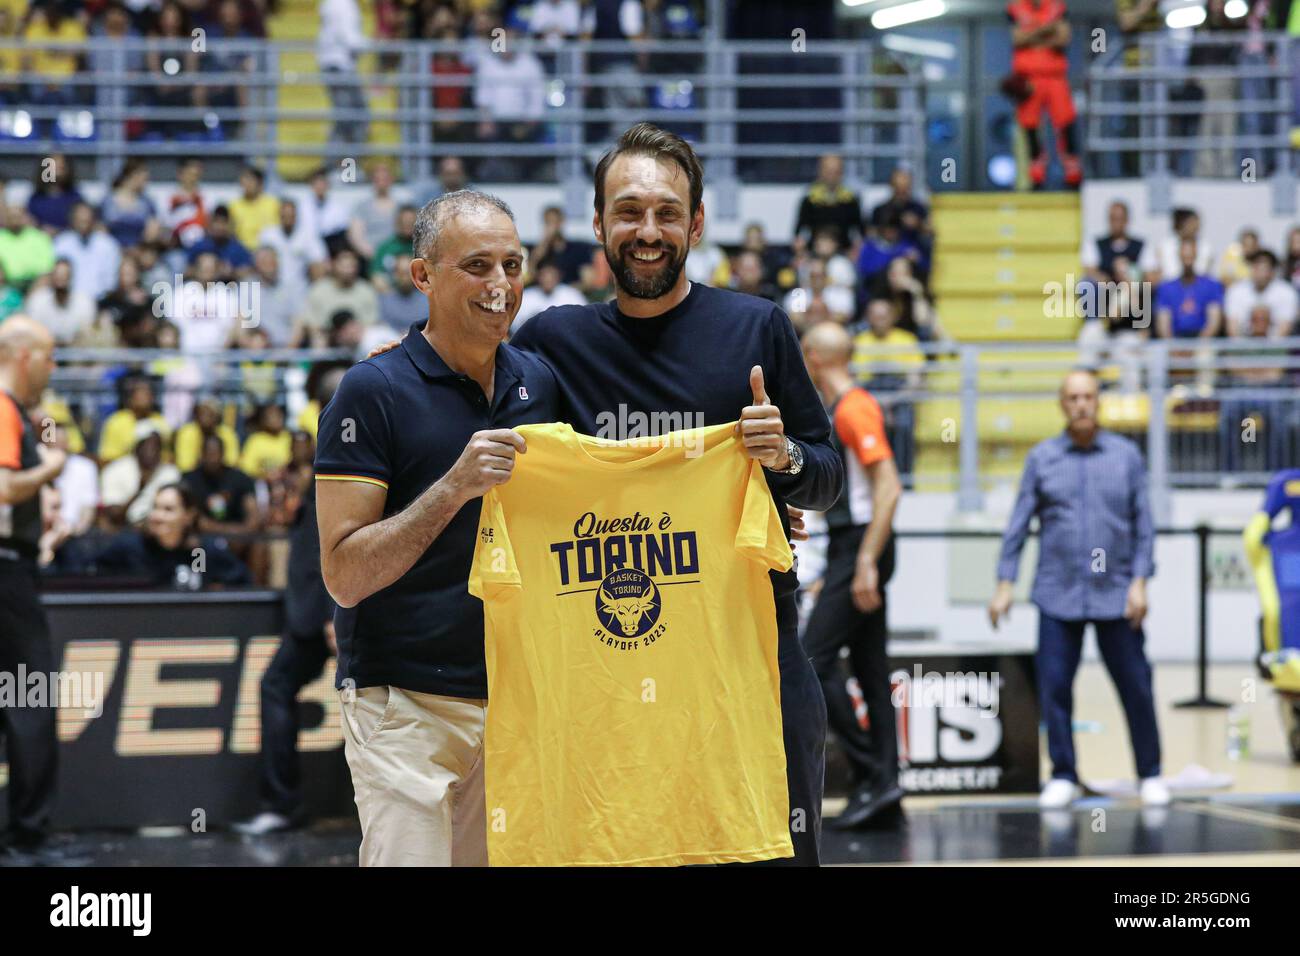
[0,203,56,292]
[98,377,172,464]
[100,159,160,249]
[257,198,329,301]
[199,0,253,141]
[1082,199,1157,282]
[174,395,240,473]
[1155,238,1224,339]
[94,483,251,588]
[240,402,292,481]
[784,256,854,330]
[0,262,23,321]
[513,259,586,333]
[1218,227,1261,287]
[379,253,426,331]
[53,203,122,302]
[300,166,353,256]
[297,363,348,441]
[166,156,209,250]
[1286,227,1300,289]
[24,259,99,346]
[228,166,281,253]
[529,0,583,44]
[368,205,417,291]
[684,229,730,287]
[48,421,99,538]
[1225,249,1298,337]
[804,227,857,291]
[187,205,254,277]
[430,30,473,144]
[531,205,595,287]
[869,167,930,250]
[1157,207,1213,280]
[472,28,547,181]
[21,2,87,125]
[143,1,202,139]
[1219,304,1290,473]
[794,153,863,255]
[849,298,925,390]
[171,252,242,351]
[147,320,205,428]
[26,154,85,235]
[856,212,924,291]
[262,430,314,531]
[294,248,379,346]
[729,250,779,304]
[183,432,261,541]
[245,247,297,346]
[871,255,939,341]
[235,326,279,403]
[742,221,793,291]
[0,7,19,107]
[99,424,182,529]
[132,239,173,290]
[348,161,407,264]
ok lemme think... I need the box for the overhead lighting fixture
[1165,4,1206,28]
[842,0,882,7]
[872,0,947,30]
[1224,0,1248,16]
[881,33,957,59]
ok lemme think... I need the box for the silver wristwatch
[769,437,803,476]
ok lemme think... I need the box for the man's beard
[604,240,687,300]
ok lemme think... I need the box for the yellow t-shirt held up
[469,421,793,867]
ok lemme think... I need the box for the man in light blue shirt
[989,368,1166,809]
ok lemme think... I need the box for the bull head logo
[600,578,660,636]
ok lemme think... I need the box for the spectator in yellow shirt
[21,3,85,136]
[228,166,282,251]
[239,403,292,479]
[174,396,240,473]
[850,298,925,390]
[98,377,171,464]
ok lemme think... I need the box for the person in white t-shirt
[1157,208,1212,280]
[511,260,586,334]
[1224,249,1298,337]
[169,252,241,352]
[257,198,329,301]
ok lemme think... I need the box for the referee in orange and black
[0,315,76,866]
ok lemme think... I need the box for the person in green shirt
[367,205,416,291]
[0,260,23,320]
[0,204,55,292]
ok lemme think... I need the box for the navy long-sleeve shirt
[996,430,1156,621]
[510,282,844,597]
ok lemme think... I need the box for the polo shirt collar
[401,319,520,387]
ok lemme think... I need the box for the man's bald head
[803,321,853,364]
[0,314,54,360]
[0,314,56,403]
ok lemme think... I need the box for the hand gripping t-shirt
[468,421,794,866]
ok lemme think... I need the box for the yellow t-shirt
[469,421,794,867]
[174,422,241,473]
[228,194,282,252]
[239,429,292,478]
[851,327,924,383]
[97,410,171,463]
[24,15,87,78]
[297,400,320,441]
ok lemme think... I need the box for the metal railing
[1086,30,1296,185]
[0,37,927,189]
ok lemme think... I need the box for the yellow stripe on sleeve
[315,474,390,490]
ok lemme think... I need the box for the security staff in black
[0,315,75,866]
[315,191,560,866]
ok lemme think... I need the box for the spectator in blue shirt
[1155,238,1224,339]
[187,205,254,277]
[856,212,925,293]
[989,368,1166,810]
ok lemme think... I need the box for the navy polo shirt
[315,320,560,697]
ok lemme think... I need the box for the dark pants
[805,527,897,789]
[258,631,330,816]
[0,560,58,846]
[1037,612,1162,783]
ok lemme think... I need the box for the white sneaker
[1139,777,1171,806]
[1039,779,1082,808]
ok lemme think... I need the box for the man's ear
[592,209,603,244]
[689,202,705,249]
[410,257,433,295]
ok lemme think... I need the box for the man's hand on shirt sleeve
[737,365,790,471]
[366,335,405,359]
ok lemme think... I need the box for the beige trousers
[340,685,488,867]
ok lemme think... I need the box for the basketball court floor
[37,663,1300,867]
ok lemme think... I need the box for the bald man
[0,315,72,865]
[801,323,904,829]
[990,369,1165,809]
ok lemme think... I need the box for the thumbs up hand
[737,365,790,470]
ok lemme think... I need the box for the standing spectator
[868,167,931,250]
[512,259,586,333]
[472,29,547,181]
[166,156,209,251]
[228,166,281,252]
[530,205,594,286]
[53,203,122,302]
[0,7,20,108]
[378,253,425,332]
[989,369,1165,808]
[98,377,171,464]
[1157,208,1213,278]
[1006,0,1081,188]
[257,198,329,301]
[187,205,254,277]
[26,154,85,235]
[1155,239,1225,339]
[200,0,253,143]
[0,204,56,292]
[1191,0,1243,179]
[248,247,298,346]
[784,257,854,329]
[530,0,583,44]
[100,159,160,249]
[1082,199,1157,283]
[300,166,354,257]
[582,0,647,140]
[429,26,472,146]
[348,162,406,264]
[20,1,88,132]
[99,425,182,529]
[23,260,97,346]
[368,205,416,289]
[240,402,292,481]
[294,248,379,346]
[1225,249,1298,337]
[794,154,864,254]
[1108,0,1164,178]
[1238,0,1276,174]
[317,0,370,153]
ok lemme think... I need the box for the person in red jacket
[1006,0,1082,188]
